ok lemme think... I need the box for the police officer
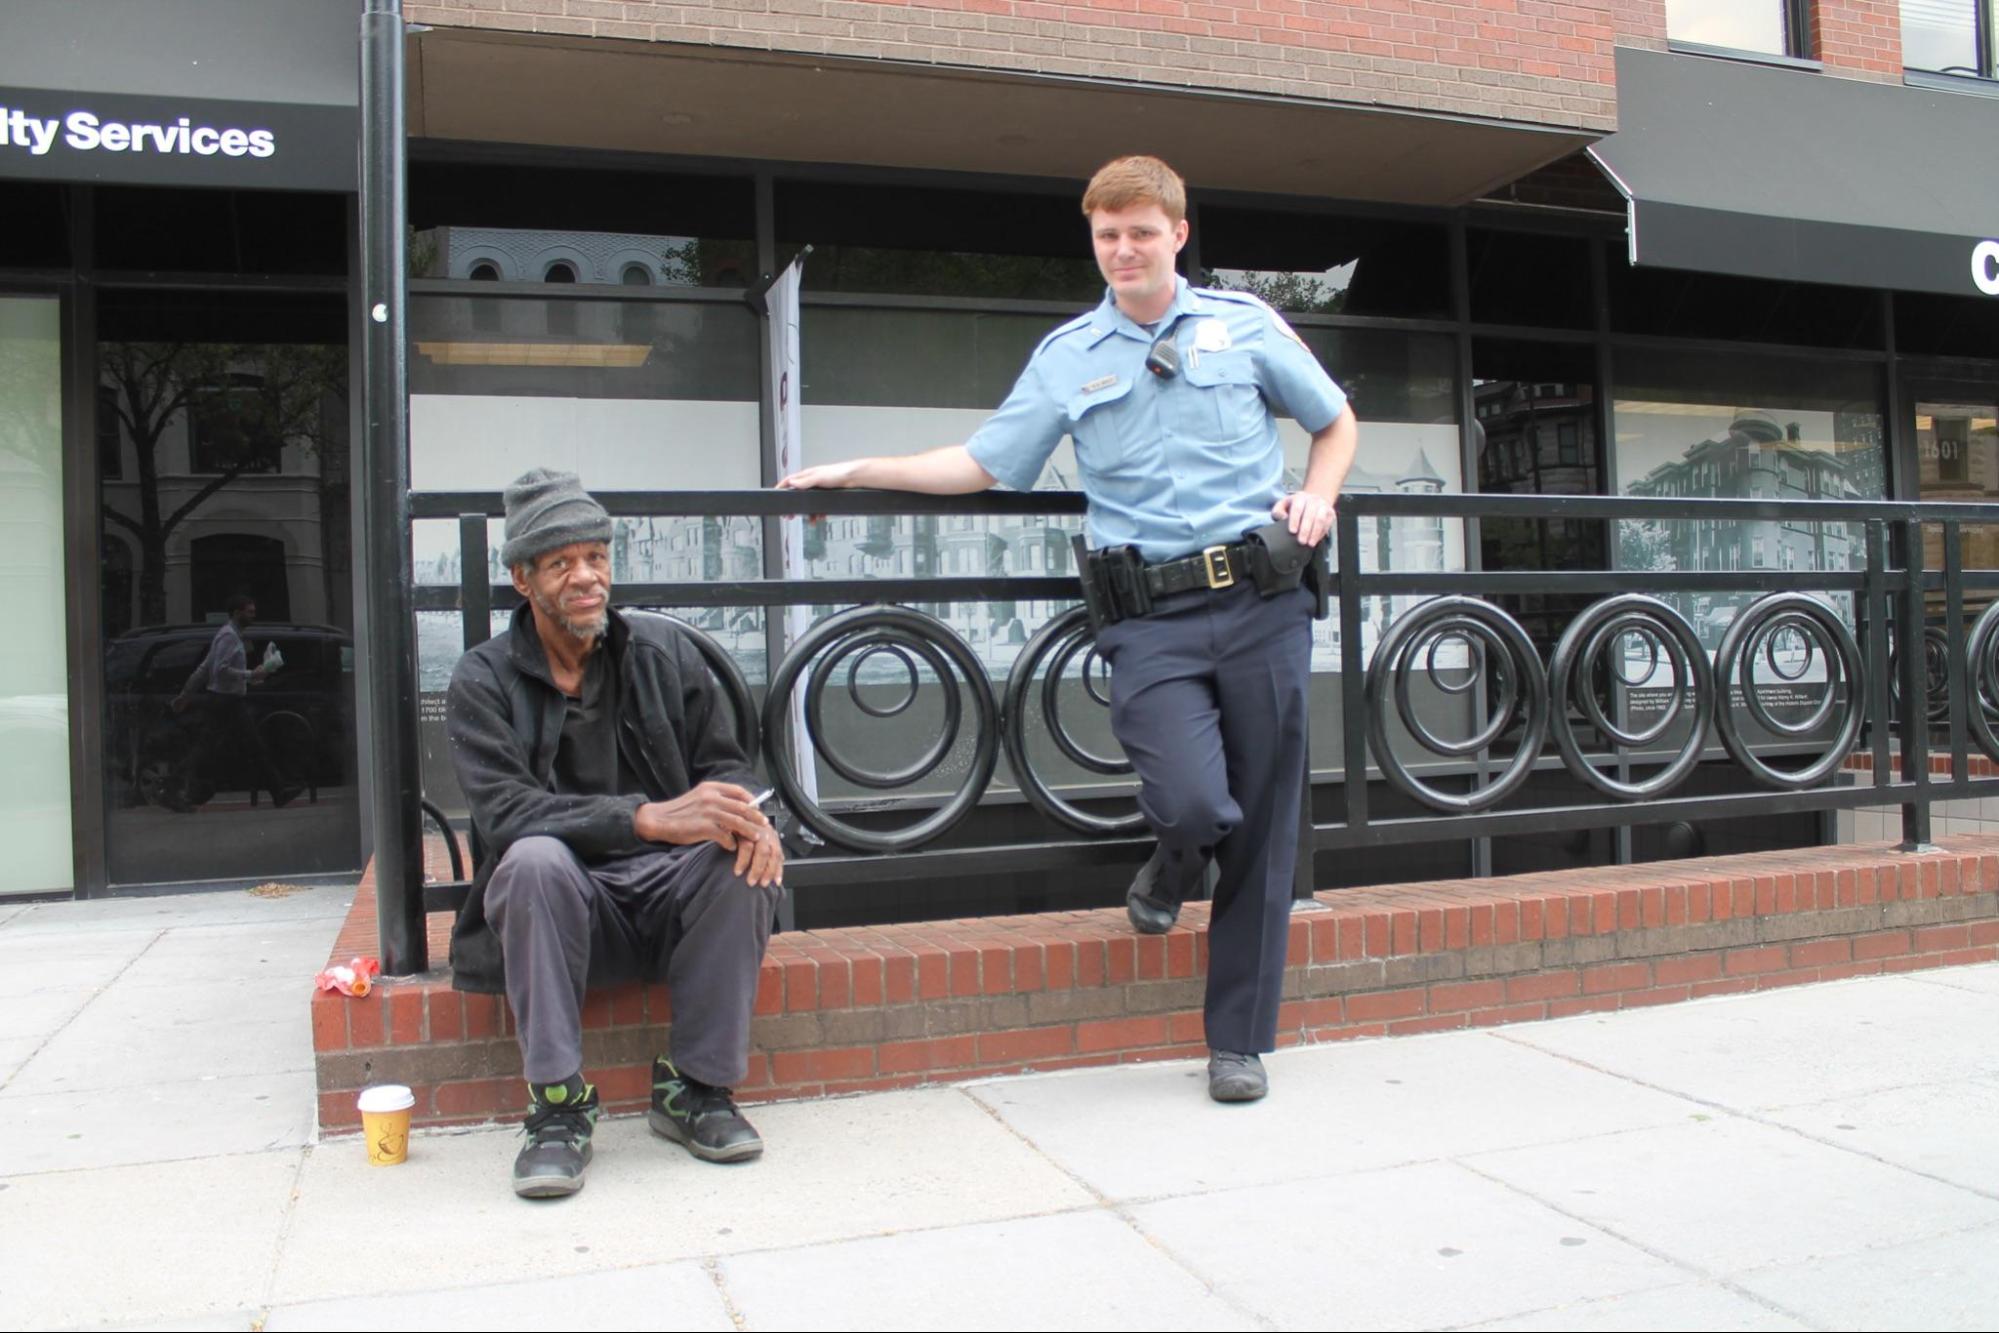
[780,155,1358,1103]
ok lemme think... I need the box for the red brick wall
[410,0,1622,130]
[1810,1,1901,77]
[1608,0,1665,48]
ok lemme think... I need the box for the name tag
[1080,374,1119,393]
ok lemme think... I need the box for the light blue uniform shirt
[966,278,1348,564]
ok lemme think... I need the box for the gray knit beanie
[500,468,613,569]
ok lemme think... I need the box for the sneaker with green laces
[513,1076,598,1199]
[648,1057,764,1163]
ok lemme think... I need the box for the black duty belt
[1143,542,1255,597]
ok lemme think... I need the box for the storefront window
[0,297,72,894]
[93,188,346,276]
[1901,1,1995,78]
[96,288,358,886]
[1609,265,1883,350]
[1600,350,1885,775]
[776,180,1101,301]
[1472,338,1604,665]
[1,182,71,269]
[1666,0,1798,56]
[1894,291,1999,358]
[1468,229,1595,329]
[1614,348,1884,701]
[1198,205,1451,319]
[409,160,756,286]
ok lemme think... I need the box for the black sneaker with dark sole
[513,1080,599,1198]
[649,1057,764,1163]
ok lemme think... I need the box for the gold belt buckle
[1202,545,1234,589]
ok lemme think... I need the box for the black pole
[361,0,425,973]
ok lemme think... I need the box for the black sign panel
[1595,49,1999,301]
[0,88,356,191]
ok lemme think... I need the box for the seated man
[446,468,784,1200]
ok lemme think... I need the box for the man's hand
[733,823,784,888]
[776,460,863,491]
[170,694,192,715]
[1272,490,1337,548]
[634,782,770,851]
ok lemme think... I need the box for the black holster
[1072,534,1150,632]
[1243,520,1331,620]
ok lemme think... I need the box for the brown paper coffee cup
[357,1084,415,1166]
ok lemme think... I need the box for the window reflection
[1614,349,1884,656]
[96,289,358,886]
[1198,206,1451,319]
[1666,0,1793,54]
[1472,339,1604,666]
[1902,0,1981,74]
[777,181,1101,301]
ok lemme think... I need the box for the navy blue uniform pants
[1094,581,1314,1054]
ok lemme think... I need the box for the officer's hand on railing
[1273,490,1337,548]
[775,461,862,491]
[634,782,771,852]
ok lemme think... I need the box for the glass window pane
[777,181,1103,301]
[1615,350,1882,661]
[1913,395,1999,594]
[1901,0,1980,72]
[409,293,761,492]
[94,187,346,275]
[0,182,71,269]
[1471,339,1604,667]
[1894,290,1999,357]
[97,289,358,885]
[1666,0,1791,54]
[410,161,755,285]
[1608,264,1883,349]
[1468,229,1594,328]
[1198,206,1452,319]
[1614,349,1883,759]
[0,298,72,893]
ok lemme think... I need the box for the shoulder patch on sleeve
[1268,309,1309,348]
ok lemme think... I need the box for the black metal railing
[388,489,1999,973]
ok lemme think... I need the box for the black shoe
[1207,1050,1268,1103]
[270,786,303,809]
[648,1058,763,1163]
[1126,845,1203,935]
[513,1077,598,1199]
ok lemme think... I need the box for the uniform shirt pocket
[1173,348,1265,444]
[1065,376,1140,473]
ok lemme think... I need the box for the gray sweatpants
[485,836,780,1089]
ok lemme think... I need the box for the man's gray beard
[531,587,607,644]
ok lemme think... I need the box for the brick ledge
[312,837,1999,1132]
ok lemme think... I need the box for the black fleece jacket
[444,604,757,992]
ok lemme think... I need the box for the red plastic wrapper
[315,955,382,998]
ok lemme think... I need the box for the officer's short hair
[1082,156,1187,225]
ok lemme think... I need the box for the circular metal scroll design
[1001,606,1147,837]
[1965,602,1999,762]
[1887,625,1952,725]
[1712,593,1865,790]
[1366,596,1549,813]
[761,605,999,854]
[1548,595,1712,800]
[631,611,760,760]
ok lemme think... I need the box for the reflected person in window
[169,593,299,811]
[446,469,783,1199]
[781,156,1360,1103]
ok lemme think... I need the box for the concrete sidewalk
[2,887,1996,1332]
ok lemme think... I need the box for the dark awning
[1590,48,1999,300]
